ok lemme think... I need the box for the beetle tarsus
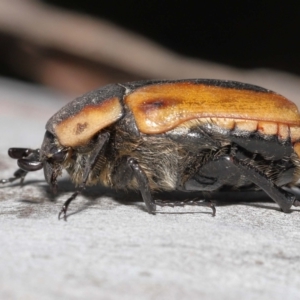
[58,190,81,221]
[58,204,68,221]
[155,199,216,216]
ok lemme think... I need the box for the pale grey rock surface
[1,77,300,300]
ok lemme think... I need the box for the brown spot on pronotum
[55,97,122,147]
[75,122,88,135]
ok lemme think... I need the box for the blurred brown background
[0,0,299,96]
[1,3,300,299]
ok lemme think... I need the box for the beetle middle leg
[112,156,156,214]
[113,157,216,215]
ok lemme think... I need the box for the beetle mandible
[2,79,300,219]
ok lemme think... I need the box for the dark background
[1,1,300,84]
[27,1,300,71]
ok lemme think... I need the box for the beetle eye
[50,149,67,163]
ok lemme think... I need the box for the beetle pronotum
[2,79,300,219]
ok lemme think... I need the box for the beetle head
[11,131,70,192]
[10,131,69,193]
[40,131,70,192]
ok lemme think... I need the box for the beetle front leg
[58,132,110,220]
[226,151,295,212]
[117,157,215,215]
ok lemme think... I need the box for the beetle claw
[58,190,81,221]
[58,205,68,221]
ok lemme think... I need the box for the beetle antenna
[17,149,43,172]
[1,148,42,185]
[0,169,28,185]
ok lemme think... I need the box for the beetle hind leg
[223,151,296,212]
[184,148,297,213]
[127,157,156,214]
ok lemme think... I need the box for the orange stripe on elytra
[125,83,300,134]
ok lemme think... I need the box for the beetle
[2,79,300,220]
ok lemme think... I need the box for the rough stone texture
[1,77,300,300]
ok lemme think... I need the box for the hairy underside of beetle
[64,118,300,194]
